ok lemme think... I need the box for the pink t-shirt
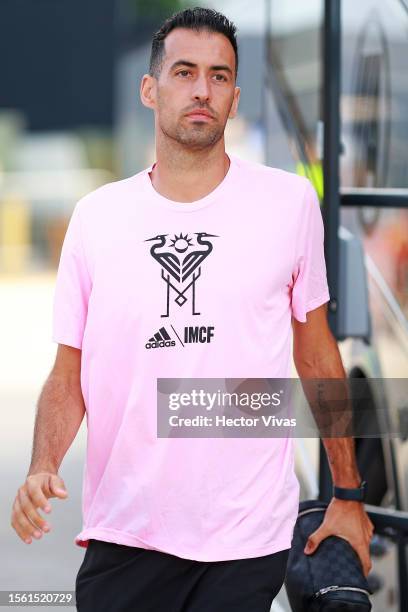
[51,153,330,561]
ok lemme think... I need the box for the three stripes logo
[145,326,176,349]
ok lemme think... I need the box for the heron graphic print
[144,231,218,317]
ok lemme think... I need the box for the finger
[357,545,372,577]
[11,497,43,543]
[18,488,51,533]
[362,523,371,542]
[363,562,371,577]
[49,475,68,499]
[25,479,52,513]
[338,535,371,575]
[366,526,374,542]
[364,519,375,542]
[304,526,328,552]
[10,498,29,542]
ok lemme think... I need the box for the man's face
[142,28,240,150]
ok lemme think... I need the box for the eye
[214,74,227,82]
[177,70,191,77]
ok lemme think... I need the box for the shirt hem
[51,333,82,350]
[75,527,293,561]
[292,290,330,322]
[306,291,330,312]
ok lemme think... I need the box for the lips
[186,110,213,119]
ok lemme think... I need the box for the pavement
[1,273,86,610]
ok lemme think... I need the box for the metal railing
[365,504,408,610]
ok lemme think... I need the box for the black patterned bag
[284,499,372,611]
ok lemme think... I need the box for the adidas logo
[145,326,176,349]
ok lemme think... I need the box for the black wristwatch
[333,480,367,502]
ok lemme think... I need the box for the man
[11,6,374,611]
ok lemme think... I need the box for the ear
[228,86,241,119]
[140,74,156,110]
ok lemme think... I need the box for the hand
[303,497,375,577]
[11,472,68,545]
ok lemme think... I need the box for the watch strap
[333,480,367,501]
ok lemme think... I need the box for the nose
[191,74,210,103]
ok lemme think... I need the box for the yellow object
[0,194,30,274]
[296,161,324,202]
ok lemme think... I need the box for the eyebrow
[169,59,233,76]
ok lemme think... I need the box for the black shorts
[75,539,290,612]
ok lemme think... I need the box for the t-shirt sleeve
[290,179,330,323]
[51,199,92,349]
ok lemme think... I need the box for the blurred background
[1,0,407,610]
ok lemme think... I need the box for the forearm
[294,334,362,488]
[27,371,85,476]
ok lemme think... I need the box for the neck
[149,137,230,203]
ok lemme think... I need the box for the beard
[160,115,225,149]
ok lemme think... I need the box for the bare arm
[292,303,361,487]
[28,343,85,476]
[11,344,86,545]
[292,303,374,576]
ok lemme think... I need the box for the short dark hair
[149,6,238,81]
